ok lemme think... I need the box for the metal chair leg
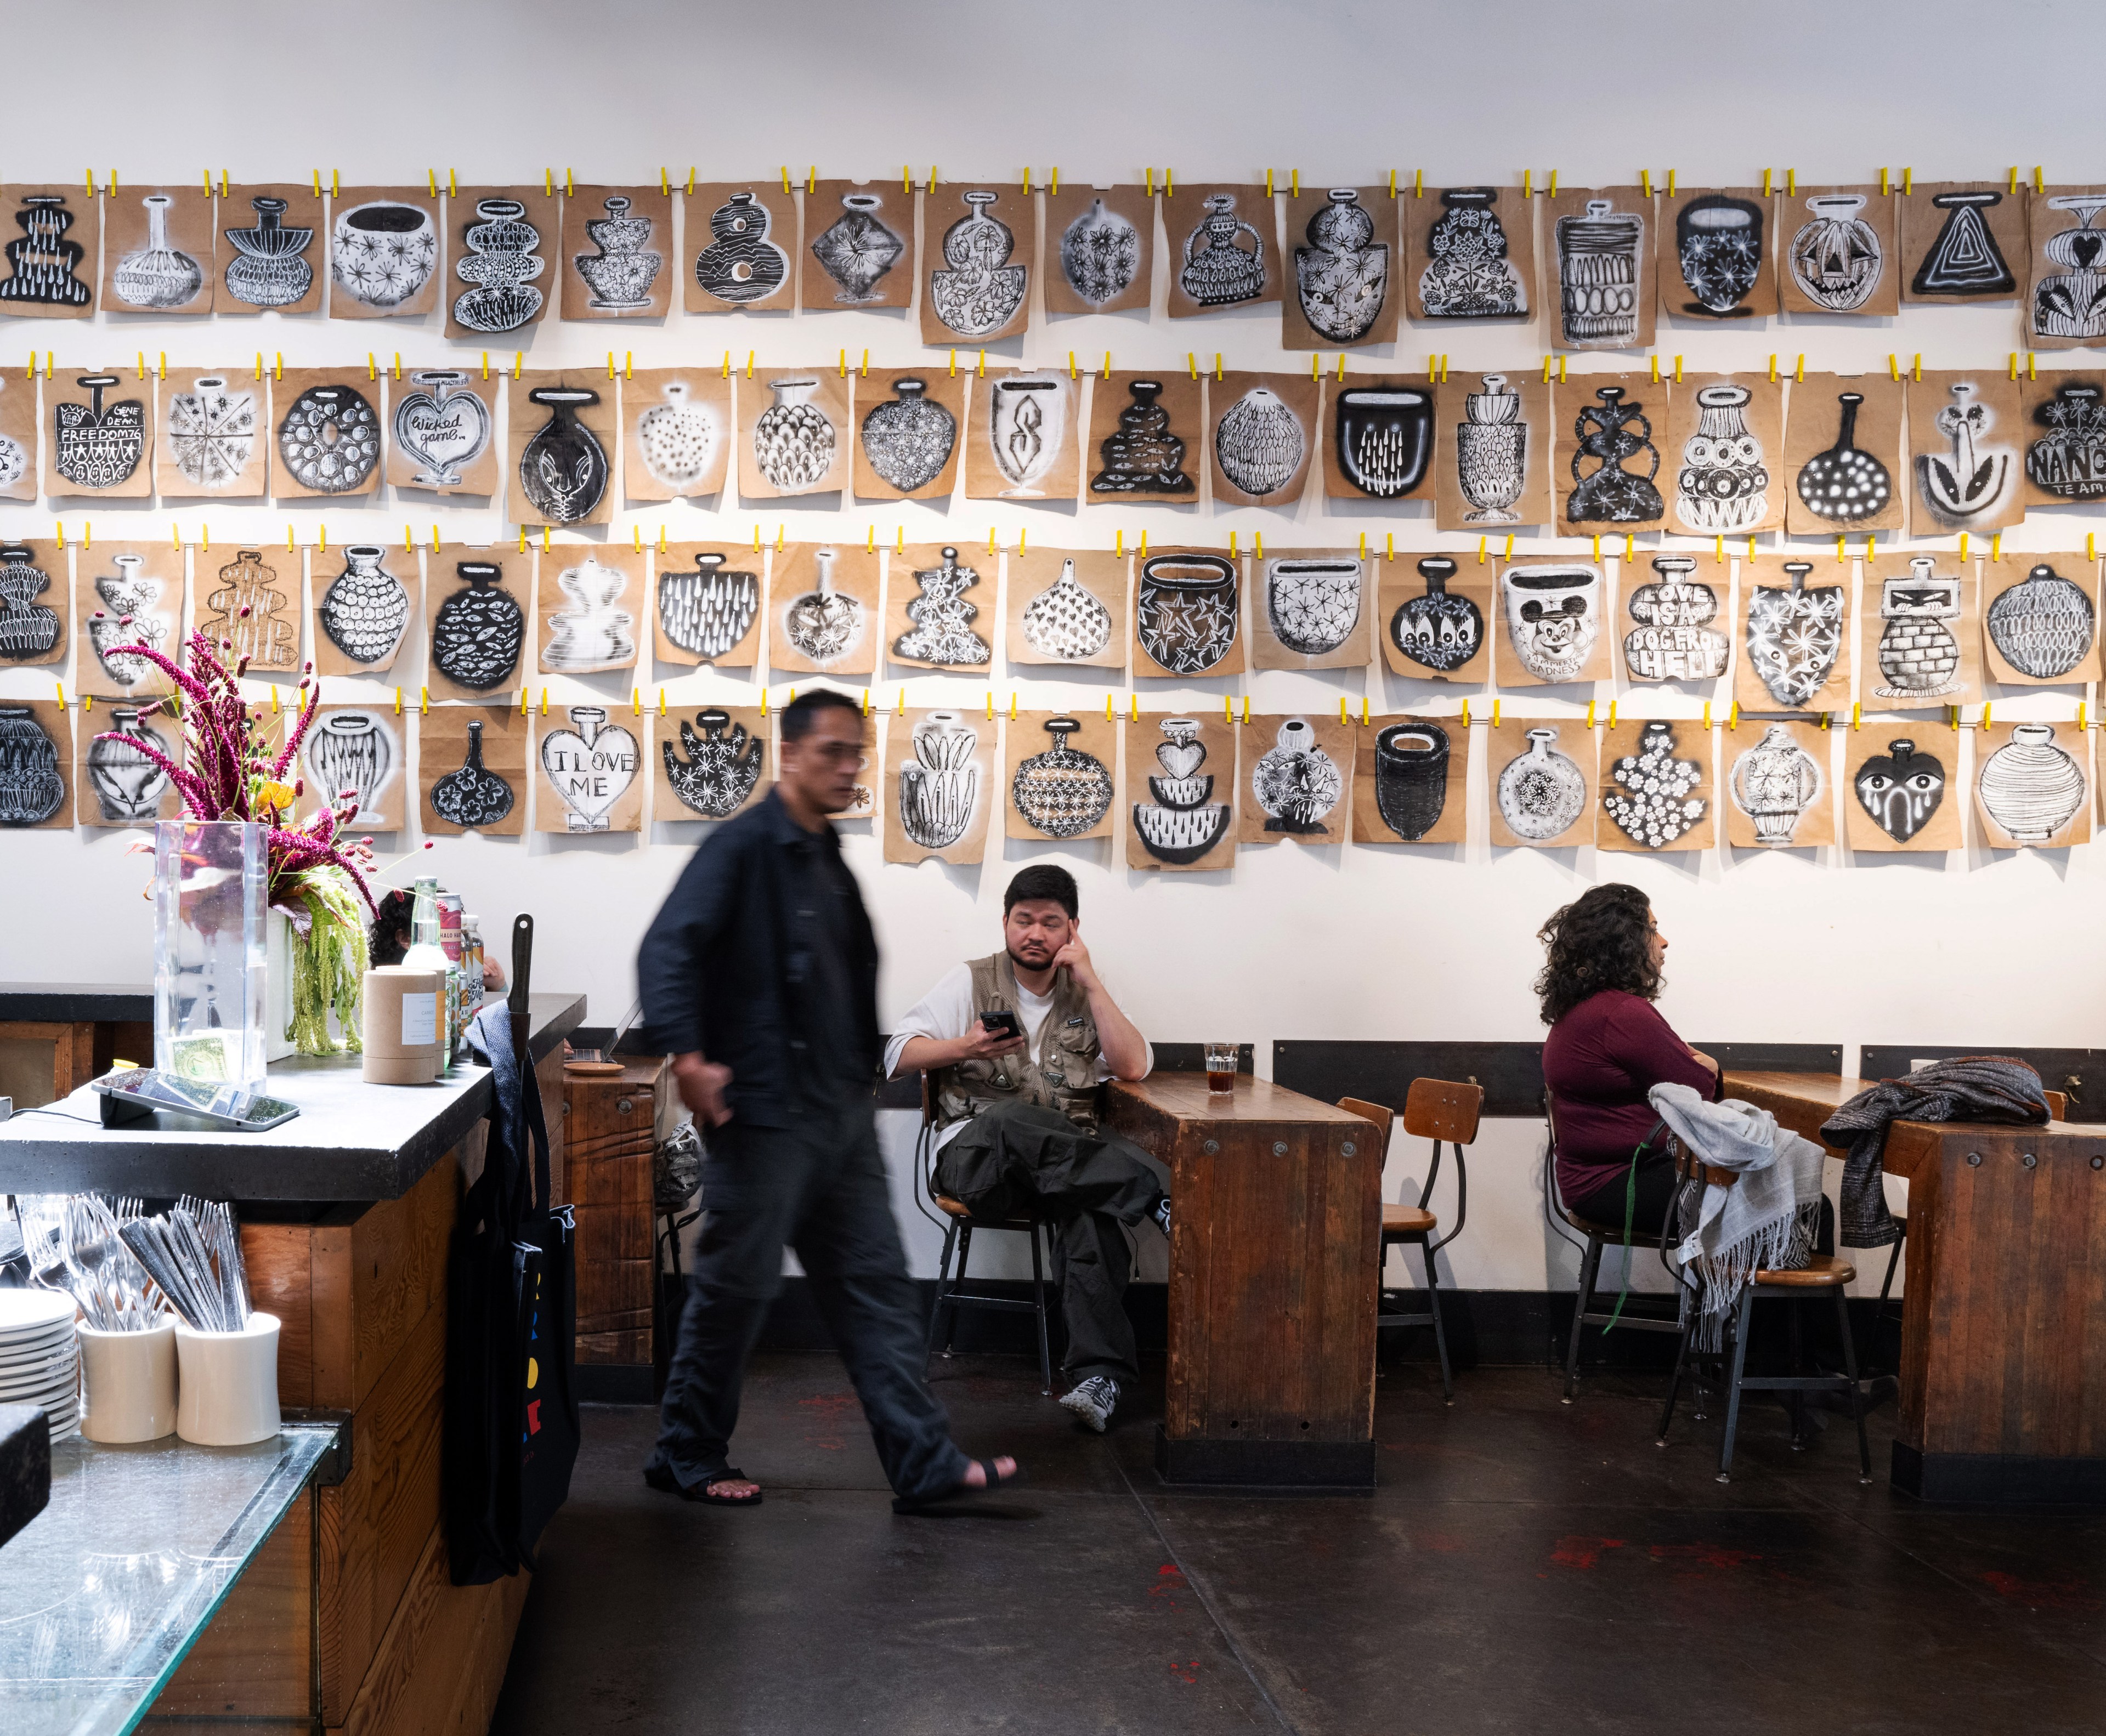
[1562,1235,1604,1403]
[1716,1285,1758,1483]
[1836,1283,1872,1483]
[942,1225,972,1357]
[1419,1238,1454,1405]
[925,1218,960,1360]
[1787,1297,1809,1449]
[1029,1219,1052,1397]
[1657,1307,1696,1444]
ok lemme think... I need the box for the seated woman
[1538,883,1719,1233]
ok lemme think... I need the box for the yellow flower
[256,780,297,815]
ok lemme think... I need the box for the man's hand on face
[1049,929,1100,991]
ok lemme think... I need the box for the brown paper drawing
[157,365,268,498]
[1619,553,1732,688]
[1280,187,1398,350]
[1546,188,1656,350]
[1858,552,1981,711]
[1208,371,1318,507]
[1980,555,2102,687]
[652,542,762,669]
[1086,372,1202,505]
[310,542,416,679]
[1324,372,1437,503]
[509,370,615,527]
[739,367,851,500]
[446,187,559,338]
[303,704,406,832]
[536,544,644,676]
[384,365,497,498]
[213,186,324,315]
[655,703,771,824]
[1497,560,1612,688]
[1004,547,1127,670]
[47,370,152,499]
[270,367,382,502]
[1379,555,1492,683]
[966,367,1080,502]
[0,700,73,829]
[1554,372,1666,530]
[1405,186,1535,322]
[2018,368,2106,508]
[769,542,879,677]
[101,186,214,315]
[420,704,528,838]
[0,539,66,671]
[1353,716,1466,846]
[1488,719,1594,848]
[624,366,731,503]
[920,183,1034,346]
[536,704,644,836]
[1907,369,2024,534]
[1777,187,1898,317]
[1598,718,1714,854]
[1723,718,1833,850]
[884,707,997,866]
[685,183,797,314]
[1900,183,2024,304]
[1133,549,1246,679]
[801,181,915,312]
[1658,188,1776,321]
[853,367,965,501]
[1735,554,1853,715]
[1042,184,1153,316]
[195,548,300,674]
[1662,373,1781,536]
[0,372,36,502]
[1974,720,2092,850]
[77,693,182,829]
[0,187,98,319]
[327,186,442,320]
[1251,549,1371,671]
[886,543,995,673]
[1006,709,1117,842]
[1784,375,1905,536]
[1164,185,1277,318]
[1123,712,1236,872]
[561,186,672,321]
[2028,188,2106,349]
[1846,730,1962,852]
[1237,714,1355,845]
[425,547,531,702]
[74,541,179,699]
[1435,370,1552,530]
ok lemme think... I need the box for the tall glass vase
[154,819,268,1087]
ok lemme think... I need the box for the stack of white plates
[0,1289,82,1438]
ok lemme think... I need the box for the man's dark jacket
[636,789,879,1130]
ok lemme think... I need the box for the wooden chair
[1343,1078,1482,1404]
[916,1076,1056,1395]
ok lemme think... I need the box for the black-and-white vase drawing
[754,377,835,492]
[1674,384,1767,534]
[893,547,989,667]
[1556,198,1644,346]
[429,721,514,829]
[222,196,313,308]
[2034,195,2106,341]
[1294,189,1388,343]
[332,201,437,309]
[1373,722,1450,841]
[541,706,637,833]
[0,545,60,661]
[0,195,90,308]
[319,545,410,666]
[0,705,64,825]
[1916,383,2013,527]
[1136,553,1238,675]
[1265,558,1361,657]
[1566,387,1662,524]
[85,705,171,824]
[1180,194,1266,307]
[898,711,979,850]
[1674,195,1764,317]
[1745,562,1844,708]
[659,552,759,661]
[930,192,1026,337]
[304,711,396,827]
[432,563,524,691]
[1335,385,1434,498]
[1133,718,1231,865]
[782,549,864,667]
[1604,721,1706,849]
[1986,564,2094,680]
[1092,379,1194,496]
[574,196,662,312]
[1252,719,1344,835]
[1855,737,1945,844]
[1623,557,1728,683]
[54,376,145,491]
[0,380,25,489]
[860,379,955,492]
[1873,558,1963,701]
[1419,189,1525,317]
[1060,197,1139,308]
[1502,565,1599,682]
[1390,557,1481,673]
[1795,393,1890,524]
[1912,190,2014,296]
[1730,723,1823,848]
[545,554,636,672]
[1497,727,1587,841]
[278,384,380,495]
[520,386,608,523]
[633,382,717,492]
[167,376,256,491]
[1978,724,2087,844]
[392,370,491,489]
[1215,385,1304,497]
[1012,717,1113,839]
[988,373,1068,497]
[1790,194,1882,312]
[1020,559,1113,662]
[454,198,545,333]
[2025,382,2106,500]
[87,555,169,688]
[112,194,202,309]
[1456,374,1527,523]
[809,192,904,305]
[694,192,788,304]
[663,708,763,819]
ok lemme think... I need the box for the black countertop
[0,984,158,1024]
[0,992,585,1204]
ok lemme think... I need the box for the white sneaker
[1058,1374,1120,1433]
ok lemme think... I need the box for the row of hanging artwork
[9,176,2106,349]
[3,687,2092,859]
[8,536,2098,710]
[4,355,2106,535]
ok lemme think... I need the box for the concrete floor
[490,1352,2106,1734]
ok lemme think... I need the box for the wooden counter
[1107,1074,1381,1488]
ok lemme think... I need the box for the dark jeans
[648,1099,968,1501]
[1569,1147,1684,1236]
[935,1099,1168,1387]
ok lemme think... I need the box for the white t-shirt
[884,962,1154,1149]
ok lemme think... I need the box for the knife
[508,912,534,1070]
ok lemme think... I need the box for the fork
[64,1196,117,1331]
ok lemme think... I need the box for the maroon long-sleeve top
[1543,989,1720,1207]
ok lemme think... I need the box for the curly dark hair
[1535,883,1660,1025]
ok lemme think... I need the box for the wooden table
[1107,1074,1382,1488]
[1728,1070,2106,1502]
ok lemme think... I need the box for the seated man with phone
[886,866,1164,1432]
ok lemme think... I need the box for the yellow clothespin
[1241,696,1250,724]
[520,688,529,716]
[1787,170,1797,196]
[1493,699,1502,725]
[1729,701,1740,730]
[1115,530,1124,557]
[1794,355,1804,383]
[1868,535,1878,562]
[1640,170,1652,197]
[1139,531,1149,556]
[512,351,522,380]
[658,688,665,717]
[1623,534,1634,560]
[1255,532,1264,558]
[1762,168,1774,197]
[542,526,551,551]
[1019,527,1027,554]
[1068,351,1078,379]
[632,688,641,717]
[1361,697,1371,725]
[988,526,997,556]
[1103,353,1112,379]
[404,523,414,552]
[2035,166,2046,194]
[2028,352,2037,380]
[367,351,377,381]
[1852,701,1862,730]
[897,688,907,717]
[896,527,905,554]
[1314,353,1323,382]
[1549,171,1558,196]
[1592,535,1601,563]
[1388,534,1397,560]
[1879,168,1890,196]
[977,350,986,379]
[420,686,429,715]
[837,348,847,378]
[1009,692,1017,721]
[1992,533,2003,561]
[1673,355,1682,383]
[1912,355,1921,382]
[1521,171,1531,198]
[1224,694,1233,723]
[54,522,65,551]
[519,527,529,553]
[1477,536,1487,564]
[1609,700,1618,727]
[2009,352,2020,381]
[1703,701,1712,729]
[269,687,279,714]
[540,688,548,717]
[1340,696,1349,724]
[273,353,282,382]
[1586,700,1596,728]
[1187,352,1198,379]
[1360,531,1367,559]
[1837,535,1847,564]
[985,690,994,721]
[1462,699,1471,727]
[721,351,731,379]
[1336,354,1346,381]
[2090,532,2098,563]
[1747,536,1757,559]
[859,348,869,378]
[608,351,616,381]
[1960,531,1970,562]
[2082,702,2091,731]
[393,687,402,716]
[1983,701,1993,728]
[1107,693,1115,722]
[633,525,643,553]
[1769,354,1779,383]
[746,351,755,378]
[1715,536,1725,564]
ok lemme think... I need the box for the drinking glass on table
[1204,1043,1238,1093]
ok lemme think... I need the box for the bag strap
[1600,1117,1666,1334]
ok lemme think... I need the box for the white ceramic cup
[78,1317,177,1444]
[174,1313,281,1446]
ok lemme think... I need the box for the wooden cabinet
[563,1058,669,1382]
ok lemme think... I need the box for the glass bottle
[437,892,467,1063]
[463,916,487,1022]
[400,876,455,1067]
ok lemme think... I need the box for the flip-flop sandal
[891,1457,1023,1515]
[646,1463,763,1506]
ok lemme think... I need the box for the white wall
[3,0,2099,1295]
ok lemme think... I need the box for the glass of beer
[1204,1043,1238,1094]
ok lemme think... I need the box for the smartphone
[978,1010,1023,1041]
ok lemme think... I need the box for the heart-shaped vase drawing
[393,370,491,488]
[539,704,637,832]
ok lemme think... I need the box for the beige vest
[933,951,1102,1131]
